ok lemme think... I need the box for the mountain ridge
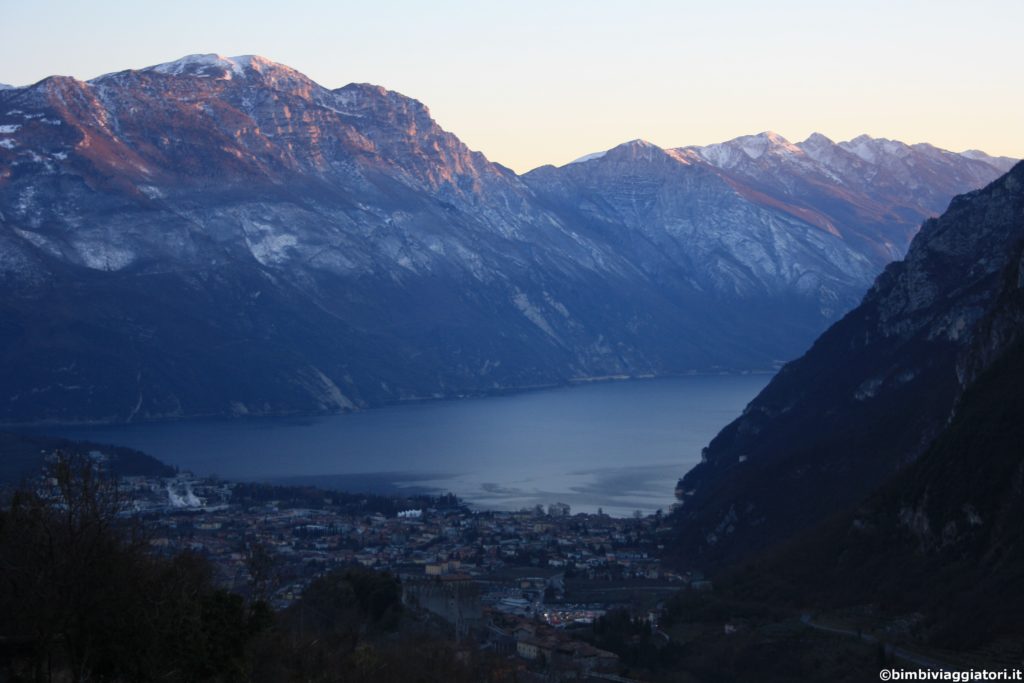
[0,54,1014,424]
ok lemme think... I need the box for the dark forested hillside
[671,162,1024,569]
[724,336,1024,650]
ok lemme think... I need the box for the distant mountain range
[0,54,1014,424]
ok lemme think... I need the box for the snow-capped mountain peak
[84,54,224,85]
[747,131,803,158]
[622,138,658,148]
[147,53,266,78]
[796,132,843,165]
[688,131,804,169]
[604,139,671,163]
[838,134,909,163]
[83,54,297,85]
[800,131,836,149]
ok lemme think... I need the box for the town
[114,470,698,679]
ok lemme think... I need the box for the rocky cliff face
[724,243,1024,650]
[691,131,1014,261]
[671,162,1024,568]
[0,55,1013,424]
[525,140,874,324]
[525,131,1012,324]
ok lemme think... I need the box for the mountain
[0,54,1013,424]
[948,148,1018,174]
[524,139,877,329]
[692,131,1011,259]
[524,131,1011,339]
[0,54,649,423]
[728,335,1024,651]
[722,202,1024,651]
[671,161,1024,569]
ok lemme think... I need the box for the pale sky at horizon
[1,0,1021,173]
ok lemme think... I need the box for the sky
[1,0,1021,173]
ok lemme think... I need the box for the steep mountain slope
[544,131,1009,271]
[524,140,877,326]
[693,131,1011,262]
[671,162,1024,568]
[727,257,1024,650]
[732,337,1024,650]
[0,54,1012,424]
[525,132,1009,333]
[0,55,669,423]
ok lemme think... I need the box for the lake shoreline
[10,367,781,431]
[33,374,773,517]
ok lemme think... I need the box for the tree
[0,451,132,681]
[246,541,281,603]
[0,451,268,682]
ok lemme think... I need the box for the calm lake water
[48,374,770,517]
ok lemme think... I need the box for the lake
[48,374,771,517]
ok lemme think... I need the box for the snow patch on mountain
[141,54,279,81]
[242,220,299,266]
[74,241,135,271]
[797,132,838,163]
[13,228,62,257]
[694,132,803,168]
[839,135,909,163]
[569,150,608,165]
[309,367,355,410]
[512,290,561,341]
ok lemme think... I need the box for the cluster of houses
[104,471,688,678]
[122,473,681,599]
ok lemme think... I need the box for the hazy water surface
[50,375,770,517]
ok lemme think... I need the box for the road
[800,613,954,671]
